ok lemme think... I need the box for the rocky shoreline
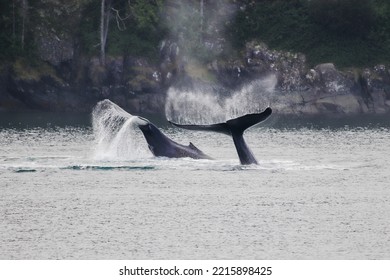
[1,40,390,117]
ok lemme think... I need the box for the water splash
[165,75,277,124]
[92,99,150,160]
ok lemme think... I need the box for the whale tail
[169,107,272,165]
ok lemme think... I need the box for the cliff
[2,41,390,116]
[209,42,390,115]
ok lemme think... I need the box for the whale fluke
[169,107,272,165]
[227,108,272,134]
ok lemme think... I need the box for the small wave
[26,156,72,161]
[63,165,155,171]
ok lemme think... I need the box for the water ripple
[63,165,155,171]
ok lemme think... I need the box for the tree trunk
[200,0,204,43]
[20,0,28,50]
[12,0,16,42]
[100,0,106,65]
[100,0,112,66]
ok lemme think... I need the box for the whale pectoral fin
[188,142,213,160]
[148,144,155,155]
[188,142,202,152]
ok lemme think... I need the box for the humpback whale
[93,99,271,164]
[135,107,272,165]
[169,108,272,165]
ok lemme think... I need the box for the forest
[1,0,390,68]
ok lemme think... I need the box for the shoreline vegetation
[1,0,390,116]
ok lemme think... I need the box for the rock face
[35,27,74,67]
[0,66,28,111]
[361,65,390,114]
[2,54,166,114]
[206,42,390,116]
[1,36,390,116]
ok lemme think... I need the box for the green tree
[0,0,32,59]
[228,0,390,67]
[80,0,164,59]
[308,0,375,37]
[371,0,390,46]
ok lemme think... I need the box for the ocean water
[0,112,389,259]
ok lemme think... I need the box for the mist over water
[165,75,277,124]
[163,0,237,61]
[162,1,280,125]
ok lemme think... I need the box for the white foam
[92,100,150,160]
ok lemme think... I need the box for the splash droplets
[92,99,150,160]
[165,75,277,124]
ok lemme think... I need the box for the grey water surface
[0,113,389,259]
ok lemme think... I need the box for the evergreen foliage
[79,0,165,58]
[1,0,390,68]
[229,0,390,67]
[0,0,35,60]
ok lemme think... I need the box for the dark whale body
[137,117,212,160]
[137,107,272,165]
